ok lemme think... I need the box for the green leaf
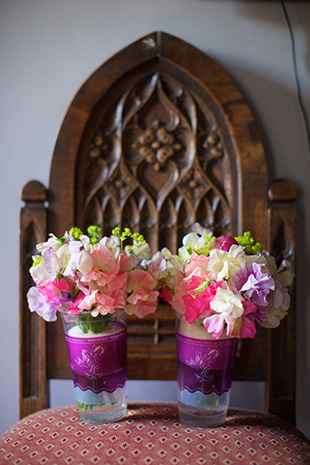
[77,314,90,334]
[77,312,109,334]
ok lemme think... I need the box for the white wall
[1,0,309,438]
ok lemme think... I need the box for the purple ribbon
[176,333,237,396]
[65,328,127,394]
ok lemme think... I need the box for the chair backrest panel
[20,32,296,423]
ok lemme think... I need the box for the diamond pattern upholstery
[1,403,309,464]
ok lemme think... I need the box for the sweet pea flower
[203,287,245,338]
[160,248,184,289]
[215,236,239,251]
[30,245,62,286]
[161,224,293,340]
[80,244,130,294]
[144,250,169,282]
[62,240,94,278]
[27,287,59,322]
[81,266,128,294]
[66,291,86,314]
[183,279,223,323]
[276,259,294,288]
[207,245,245,281]
[160,285,173,304]
[35,234,62,254]
[171,278,188,314]
[124,241,152,261]
[184,253,210,283]
[27,226,162,323]
[27,278,74,322]
[79,289,121,316]
[183,223,212,250]
[92,242,122,273]
[125,270,159,318]
[30,261,54,286]
[230,262,275,308]
[262,307,287,328]
[226,301,258,339]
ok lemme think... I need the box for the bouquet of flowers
[27,226,163,327]
[161,223,294,339]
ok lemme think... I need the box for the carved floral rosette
[78,72,232,252]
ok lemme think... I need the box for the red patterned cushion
[1,403,309,464]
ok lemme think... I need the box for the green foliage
[112,227,146,249]
[69,227,84,240]
[68,225,102,244]
[235,231,261,255]
[87,225,102,244]
[77,312,109,334]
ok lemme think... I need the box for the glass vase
[61,309,127,424]
[176,314,237,427]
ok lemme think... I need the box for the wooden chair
[6,32,308,464]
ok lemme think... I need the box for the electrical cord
[281,0,310,154]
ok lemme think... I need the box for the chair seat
[1,402,309,464]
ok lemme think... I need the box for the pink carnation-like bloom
[183,279,223,324]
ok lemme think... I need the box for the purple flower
[230,263,275,308]
[27,287,59,321]
[27,285,73,322]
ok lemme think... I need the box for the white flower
[207,245,245,281]
[261,308,287,328]
[210,287,245,322]
[35,234,62,253]
[144,251,169,281]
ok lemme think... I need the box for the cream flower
[207,245,245,281]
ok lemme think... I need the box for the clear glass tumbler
[176,314,237,427]
[61,309,127,424]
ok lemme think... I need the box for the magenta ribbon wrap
[65,328,127,394]
[176,333,237,396]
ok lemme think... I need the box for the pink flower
[226,301,257,339]
[27,287,59,322]
[66,292,85,314]
[215,236,238,251]
[183,280,223,323]
[202,314,226,339]
[92,243,117,269]
[37,278,75,302]
[125,270,159,318]
[27,278,74,322]
[171,279,188,314]
[184,254,210,281]
[78,288,127,317]
[126,288,159,318]
[82,267,128,294]
[203,296,257,339]
[160,285,172,303]
[27,227,162,322]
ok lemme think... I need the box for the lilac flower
[230,262,275,308]
[27,287,59,322]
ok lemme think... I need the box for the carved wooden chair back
[19,32,297,423]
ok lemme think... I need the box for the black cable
[281,0,310,154]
